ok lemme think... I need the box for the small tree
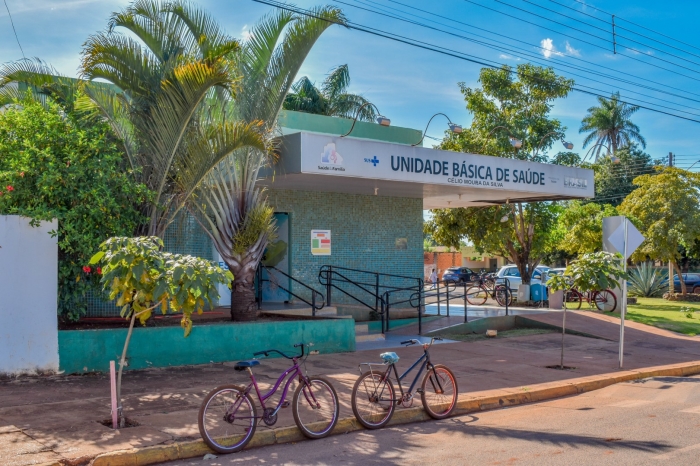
[90,237,232,427]
[618,167,700,295]
[556,201,618,256]
[547,251,626,369]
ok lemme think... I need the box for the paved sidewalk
[2,310,700,465]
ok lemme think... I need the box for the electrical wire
[252,0,700,125]
[570,0,700,55]
[372,0,700,105]
[524,0,700,65]
[338,0,700,115]
[464,0,700,83]
[3,0,24,59]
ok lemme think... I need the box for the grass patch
[441,327,555,342]
[610,297,700,336]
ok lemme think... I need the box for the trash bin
[530,284,547,301]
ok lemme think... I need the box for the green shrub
[0,97,151,320]
[628,262,668,297]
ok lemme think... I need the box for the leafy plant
[546,273,571,292]
[283,64,377,120]
[680,306,697,319]
[561,251,627,294]
[627,262,668,297]
[89,236,232,427]
[0,97,151,320]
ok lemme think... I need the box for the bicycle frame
[239,359,316,419]
[376,347,443,402]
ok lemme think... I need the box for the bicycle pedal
[416,389,424,394]
[281,401,290,408]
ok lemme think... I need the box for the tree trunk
[674,261,687,295]
[230,267,258,321]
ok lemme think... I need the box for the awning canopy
[262,132,594,208]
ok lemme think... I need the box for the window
[505,268,520,277]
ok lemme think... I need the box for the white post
[110,360,118,429]
[619,218,628,370]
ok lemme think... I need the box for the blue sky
[2,0,700,168]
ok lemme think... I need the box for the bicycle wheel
[292,376,339,439]
[564,290,582,310]
[465,285,488,305]
[494,285,512,307]
[198,385,257,454]
[351,370,396,429]
[421,364,458,420]
[594,290,617,312]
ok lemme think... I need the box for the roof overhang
[261,132,594,208]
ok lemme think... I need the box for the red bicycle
[564,287,617,312]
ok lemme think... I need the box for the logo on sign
[321,143,343,165]
[364,156,379,167]
[564,177,587,189]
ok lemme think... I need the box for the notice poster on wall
[311,230,331,256]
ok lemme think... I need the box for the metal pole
[381,298,385,335]
[312,291,316,317]
[110,361,118,429]
[505,278,509,316]
[386,298,391,333]
[619,218,628,369]
[463,282,468,323]
[436,280,441,316]
[560,305,567,369]
[446,281,450,317]
[375,274,379,314]
[326,266,332,306]
[418,287,423,335]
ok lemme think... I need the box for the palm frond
[321,64,350,101]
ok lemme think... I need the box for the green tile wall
[267,189,424,309]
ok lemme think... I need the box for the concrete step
[355,332,385,342]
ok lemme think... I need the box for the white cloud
[240,24,252,41]
[540,38,563,59]
[499,53,512,59]
[565,41,581,57]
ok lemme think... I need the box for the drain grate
[545,365,577,370]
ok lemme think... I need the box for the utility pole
[668,152,674,295]
[612,15,617,54]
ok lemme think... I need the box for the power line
[490,0,700,76]
[548,0,700,59]
[339,0,700,115]
[464,0,700,83]
[525,0,700,65]
[252,0,700,125]
[3,0,24,59]
[570,0,700,55]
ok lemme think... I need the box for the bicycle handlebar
[254,342,308,359]
[401,337,443,346]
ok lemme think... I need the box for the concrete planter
[517,284,530,303]
[549,289,564,310]
[58,319,355,374]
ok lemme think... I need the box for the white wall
[0,216,59,374]
[212,245,231,307]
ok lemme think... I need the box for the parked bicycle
[351,338,458,429]
[565,287,617,312]
[465,276,512,307]
[198,343,339,454]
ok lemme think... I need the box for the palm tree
[283,64,376,121]
[580,92,646,161]
[0,0,268,237]
[188,7,346,321]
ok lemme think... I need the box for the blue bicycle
[351,338,458,429]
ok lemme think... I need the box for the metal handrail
[257,265,326,316]
[318,265,423,312]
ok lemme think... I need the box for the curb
[88,360,700,466]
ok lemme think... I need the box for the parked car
[495,264,550,291]
[674,273,700,294]
[442,267,478,284]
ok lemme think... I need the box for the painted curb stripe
[89,361,700,466]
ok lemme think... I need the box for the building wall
[268,189,424,306]
[0,216,59,374]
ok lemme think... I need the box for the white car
[496,264,550,291]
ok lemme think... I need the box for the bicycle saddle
[380,352,400,365]
[233,360,260,371]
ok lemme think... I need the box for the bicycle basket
[379,352,400,365]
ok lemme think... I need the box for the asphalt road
[161,375,700,465]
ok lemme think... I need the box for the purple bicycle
[198,343,339,454]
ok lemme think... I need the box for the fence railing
[256,265,326,316]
